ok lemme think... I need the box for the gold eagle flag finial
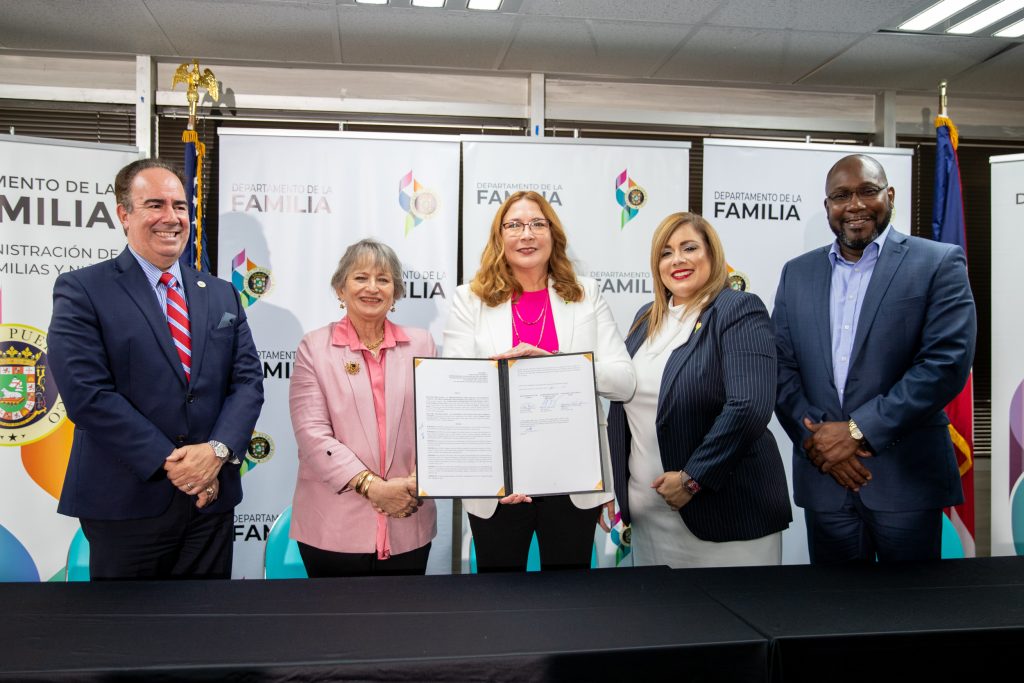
[172,60,219,130]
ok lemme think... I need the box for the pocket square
[217,312,237,329]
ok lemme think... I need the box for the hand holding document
[414,353,604,499]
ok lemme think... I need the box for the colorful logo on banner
[609,512,632,566]
[615,169,647,228]
[231,250,273,307]
[1009,380,1024,555]
[241,431,275,476]
[398,170,440,236]
[726,263,750,292]
[0,324,65,446]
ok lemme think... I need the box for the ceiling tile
[146,0,341,62]
[0,0,175,54]
[948,44,1024,96]
[799,33,1007,91]
[655,26,858,85]
[338,6,517,68]
[502,17,689,77]
[519,0,718,23]
[707,0,924,32]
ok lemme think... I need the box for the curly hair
[469,191,583,307]
[632,212,728,340]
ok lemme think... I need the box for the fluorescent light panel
[994,15,1024,34]
[948,0,1024,33]
[412,0,445,6]
[355,0,388,4]
[467,0,502,9]
[899,0,979,30]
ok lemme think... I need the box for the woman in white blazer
[443,191,635,572]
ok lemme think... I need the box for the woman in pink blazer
[289,239,436,577]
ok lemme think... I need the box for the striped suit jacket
[607,287,792,543]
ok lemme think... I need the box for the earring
[390,303,396,313]
[339,300,346,309]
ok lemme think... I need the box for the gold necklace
[512,295,547,325]
[363,335,385,351]
[512,303,547,347]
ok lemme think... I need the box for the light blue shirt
[828,225,890,406]
[128,246,187,311]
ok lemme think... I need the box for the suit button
[175,435,186,446]
[186,393,196,404]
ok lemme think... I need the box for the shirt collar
[128,245,185,288]
[332,316,409,350]
[828,224,892,265]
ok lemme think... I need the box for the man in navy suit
[48,159,263,579]
[773,154,975,563]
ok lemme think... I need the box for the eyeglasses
[827,184,888,204]
[501,219,551,235]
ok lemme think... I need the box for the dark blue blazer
[772,229,976,513]
[608,288,792,543]
[48,249,264,520]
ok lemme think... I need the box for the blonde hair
[469,191,583,307]
[632,212,728,340]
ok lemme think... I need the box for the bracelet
[351,470,371,494]
[359,473,377,498]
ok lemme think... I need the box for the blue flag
[932,118,966,251]
[179,132,211,273]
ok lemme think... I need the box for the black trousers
[298,541,432,578]
[469,495,602,573]
[80,489,233,580]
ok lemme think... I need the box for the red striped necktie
[159,272,192,382]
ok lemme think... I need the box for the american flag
[179,130,210,273]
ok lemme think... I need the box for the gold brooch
[345,361,361,375]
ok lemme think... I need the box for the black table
[2,558,1022,681]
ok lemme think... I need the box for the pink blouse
[511,288,559,353]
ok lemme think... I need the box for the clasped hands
[363,475,422,518]
[164,443,222,509]
[802,417,872,491]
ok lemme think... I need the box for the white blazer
[442,276,636,519]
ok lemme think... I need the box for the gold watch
[848,419,864,442]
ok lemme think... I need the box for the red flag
[933,114,975,556]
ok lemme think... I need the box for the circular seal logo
[246,431,275,465]
[410,190,440,220]
[727,270,750,292]
[243,267,273,300]
[626,185,647,210]
[0,323,66,446]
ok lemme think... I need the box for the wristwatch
[848,419,864,442]
[681,472,701,495]
[208,440,232,461]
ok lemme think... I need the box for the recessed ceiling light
[994,15,1024,34]
[948,0,1024,33]
[412,0,445,6]
[899,0,979,31]
[467,0,502,10]
[355,0,388,4]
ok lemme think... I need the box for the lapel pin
[197,281,207,288]
[694,321,702,333]
[345,361,361,375]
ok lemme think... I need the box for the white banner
[0,134,139,581]
[461,136,691,570]
[218,129,459,578]
[990,152,1024,558]
[702,139,913,564]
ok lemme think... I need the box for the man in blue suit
[773,154,975,563]
[48,159,264,579]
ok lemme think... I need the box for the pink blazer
[289,319,437,554]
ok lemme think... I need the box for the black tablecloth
[3,558,1023,681]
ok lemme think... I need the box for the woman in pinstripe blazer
[607,213,791,568]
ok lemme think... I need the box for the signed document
[413,353,604,499]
